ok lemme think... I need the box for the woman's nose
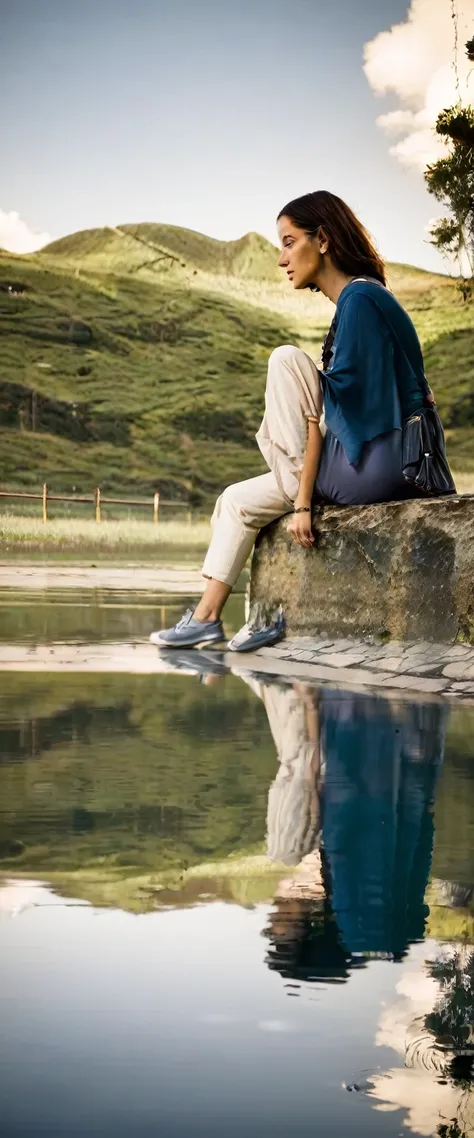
[278,251,288,267]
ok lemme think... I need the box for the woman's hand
[286,509,315,549]
[286,420,321,549]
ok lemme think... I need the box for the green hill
[1,223,473,503]
[42,223,282,281]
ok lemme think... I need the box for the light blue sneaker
[149,607,224,648]
[156,647,230,678]
[227,609,285,653]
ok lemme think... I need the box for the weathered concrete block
[249,496,474,644]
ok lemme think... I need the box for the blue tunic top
[320,279,430,466]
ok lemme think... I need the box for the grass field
[1,222,473,501]
[0,514,212,557]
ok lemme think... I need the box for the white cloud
[0,207,53,254]
[364,0,474,170]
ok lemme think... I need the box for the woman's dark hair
[277,189,387,287]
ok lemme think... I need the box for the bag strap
[347,278,432,403]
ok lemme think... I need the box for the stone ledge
[231,639,474,702]
[249,496,474,644]
[257,635,474,679]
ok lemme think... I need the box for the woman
[151,190,439,653]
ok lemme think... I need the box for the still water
[0,590,473,1138]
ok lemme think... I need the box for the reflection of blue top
[320,280,431,465]
[320,690,445,957]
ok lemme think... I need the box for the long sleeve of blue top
[320,282,430,467]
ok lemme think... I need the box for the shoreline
[0,564,207,593]
[0,638,473,703]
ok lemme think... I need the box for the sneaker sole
[150,631,225,649]
[227,631,284,653]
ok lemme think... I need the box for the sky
[1,0,473,272]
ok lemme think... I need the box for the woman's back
[321,278,430,467]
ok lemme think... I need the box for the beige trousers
[201,344,324,587]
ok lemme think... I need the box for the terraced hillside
[1,224,473,501]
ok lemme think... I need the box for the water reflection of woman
[320,689,446,958]
[239,674,447,979]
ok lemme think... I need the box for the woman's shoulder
[338,279,399,311]
[337,279,415,333]
[335,278,425,378]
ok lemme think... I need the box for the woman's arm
[287,418,323,549]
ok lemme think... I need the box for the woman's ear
[318,229,329,256]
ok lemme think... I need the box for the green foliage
[426,946,474,1056]
[424,37,474,298]
[437,1123,467,1138]
[436,106,474,147]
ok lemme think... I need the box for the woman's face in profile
[277,215,325,289]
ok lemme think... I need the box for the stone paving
[252,635,474,701]
[0,636,473,702]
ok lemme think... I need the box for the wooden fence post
[153,492,160,524]
[95,487,101,522]
[42,483,48,523]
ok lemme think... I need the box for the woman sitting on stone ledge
[151,189,443,653]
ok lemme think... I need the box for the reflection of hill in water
[0,674,473,936]
[1,671,473,1138]
[0,671,277,891]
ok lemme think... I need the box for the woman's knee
[267,343,319,385]
[212,484,242,519]
[221,481,244,512]
[220,480,260,525]
[268,344,305,370]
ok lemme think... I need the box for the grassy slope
[1,223,473,501]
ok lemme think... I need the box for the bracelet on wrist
[293,506,311,514]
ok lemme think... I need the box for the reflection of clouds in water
[0,878,90,917]
[0,879,45,916]
[198,1013,298,1033]
[257,1019,297,1033]
[375,963,440,1057]
[371,1070,460,1135]
[199,1012,248,1025]
[369,944,474,1136]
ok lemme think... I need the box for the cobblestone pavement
[248,635,474,701]
[0,637,473,701]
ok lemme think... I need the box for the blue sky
[1,0,469,271]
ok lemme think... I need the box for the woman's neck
[316,264,356,306]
